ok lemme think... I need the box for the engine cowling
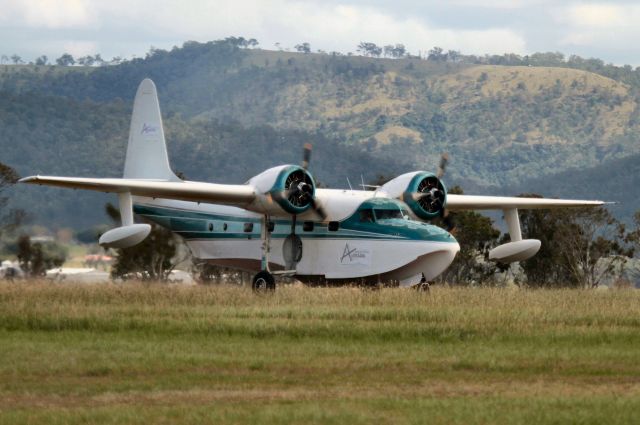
[246,165,316,216]
[380,171,447,220]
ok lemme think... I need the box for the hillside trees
[357,42,382,57]
[427,47,447,61]
[55,53,75,66]
[295,43,311,54]
[15,235,67,276]
[383,44,406,58]
[0,162,23,237]
[518,201,631,288]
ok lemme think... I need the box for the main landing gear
[252,215,275,293]
[252,270,276,292]
[252,214,301,293]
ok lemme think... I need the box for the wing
[20,176,256,206]
[446,194,605,210]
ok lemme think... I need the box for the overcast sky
[1,0,639,66]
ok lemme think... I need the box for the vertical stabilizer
[123,79,180,181]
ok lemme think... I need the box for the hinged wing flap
[20,176,256,206]
[446,194,605,211]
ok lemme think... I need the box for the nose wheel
[252,270,275,292]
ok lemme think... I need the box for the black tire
[414,282,430,292]
[252,271,276,292]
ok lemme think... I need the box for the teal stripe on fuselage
[133,204,456,243]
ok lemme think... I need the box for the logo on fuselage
[340,243,371,265]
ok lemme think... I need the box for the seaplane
[20,79,604,290]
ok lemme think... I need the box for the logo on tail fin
[141,123,158,135]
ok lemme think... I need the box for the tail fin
[123,79,180,181]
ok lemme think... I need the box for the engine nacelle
[246,165,316,216]
[380,171,447,220]
[99,224,151,249]
[489,239,541,263]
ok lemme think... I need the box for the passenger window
[359,210,375,223]
[267,221,275,233]
[303,221,314,232]
[328,221,340,231]
[243,223,254,233]
[208,223,214,231]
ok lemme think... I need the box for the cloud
[0,0,94,28]
[564,3,628,28]
[268,3,526,55]
[555,3,640,51]
[92,1,525,56]
[446,0,550,9]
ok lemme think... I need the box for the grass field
[0,283,639,424]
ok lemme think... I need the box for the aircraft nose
[422,240,460,281]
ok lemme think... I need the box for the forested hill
[2,39,640,228]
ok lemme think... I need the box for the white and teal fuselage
[134,189,460,286]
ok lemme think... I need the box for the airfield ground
[0,283,638,424]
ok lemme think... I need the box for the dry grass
[0,282,639,424]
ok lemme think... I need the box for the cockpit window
[374,209,404,220]
[359,209,375,223]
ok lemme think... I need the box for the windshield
[374,209,405,220]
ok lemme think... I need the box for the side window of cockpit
[374,209,403,220]
[359,209,375,223]
[328,221,340,231]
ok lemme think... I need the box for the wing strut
[504,208,522,242]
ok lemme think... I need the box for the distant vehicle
[83,254,113,270]
[21,79,604,290]
[0,260,24,280]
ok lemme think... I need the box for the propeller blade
[302,143,312,170]
[442,210,455,233]
[411,190,441,202]
[311,198,327,221]
[437,152,449,178]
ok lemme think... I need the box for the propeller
[412,176,445,213]
[437,152,455,232]
[282,143,325,270]
[410,153,454,232]
[284,172,314,207]
[300,143,327,220]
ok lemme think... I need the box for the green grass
[0,283,639,424]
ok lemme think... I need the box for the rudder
[123,79,180,181]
